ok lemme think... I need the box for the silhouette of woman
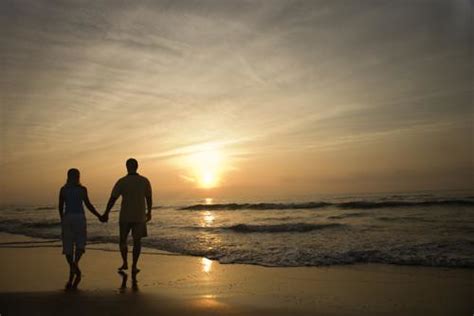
[58,168,102,289]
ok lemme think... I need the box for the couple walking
[58,158,152,289]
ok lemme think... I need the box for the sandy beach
[0,233,471,316]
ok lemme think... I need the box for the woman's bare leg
[65,254,74,289]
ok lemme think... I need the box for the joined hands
[98,213,109,223]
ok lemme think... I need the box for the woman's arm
[82,187,101,219]
[58,187,65,221]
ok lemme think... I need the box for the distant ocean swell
[181,199,474,210]
[11,197,474,213]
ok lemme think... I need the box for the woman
[58,168,102,289]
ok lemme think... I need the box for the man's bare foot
[118,263,128,271]
[131,266,140,282]
[132,279,139,291]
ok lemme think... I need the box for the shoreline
[1,231,473,269]
[0,233,472,315]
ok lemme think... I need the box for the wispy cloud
[1,0,472,202]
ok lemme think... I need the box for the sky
[0,0,472,205]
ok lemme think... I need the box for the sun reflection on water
[201,211,215,227]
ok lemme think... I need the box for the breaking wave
[225,222,344,233]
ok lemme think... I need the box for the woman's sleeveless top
[63,185,85,215]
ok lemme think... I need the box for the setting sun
[183,145,224,189]
[200,171,217,188]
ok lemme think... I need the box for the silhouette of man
[103,158,152,276]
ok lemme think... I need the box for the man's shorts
[62,213,87,255]
[119,221,148,240]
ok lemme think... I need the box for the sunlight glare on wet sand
[202,257,213,273]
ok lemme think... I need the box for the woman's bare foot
[71,273,82,289]
[65,267,74,290]
[68,264,82,290]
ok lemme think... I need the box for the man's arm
[145,179,153,222]
[103,180,121,222]
[58,188,65,221]
[146,195,152,222]
[103,195,119,221]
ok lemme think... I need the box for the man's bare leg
[118,237,128,271]
[132,237,141,275]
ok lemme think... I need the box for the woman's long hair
[66,168,81,186]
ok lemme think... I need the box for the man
[103,158,152,277]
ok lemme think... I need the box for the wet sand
[0,233,471,315]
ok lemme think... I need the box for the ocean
[1,191,473,268]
